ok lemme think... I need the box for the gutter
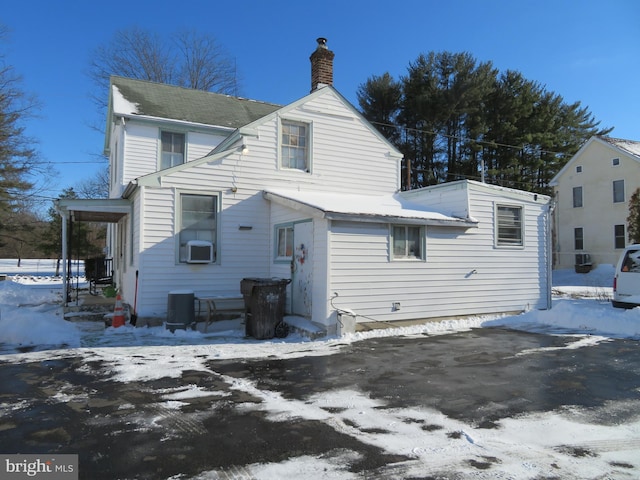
[122,179,139,199]
[322,211,478,227]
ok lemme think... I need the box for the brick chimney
[310,37,334,92]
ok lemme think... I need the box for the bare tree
[87,26,240,112]
[174,29,239,94]
[0,25,53,245]
[74,166,109,199]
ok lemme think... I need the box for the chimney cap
[316,37,328,48]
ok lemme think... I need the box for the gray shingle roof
[110,76,282,129]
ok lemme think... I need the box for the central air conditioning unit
[575,253,591,265]
[186,240,214,263]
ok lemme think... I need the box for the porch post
[61,211,68,306]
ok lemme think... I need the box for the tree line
[357,51,611,194]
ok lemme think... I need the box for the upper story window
[612,157,620,167]
[281,120,310,171]
[576,165,582,173]
[392,225,425,260]
[161,131,185,170]
[178,193,218,263]
[496,204,523,247]
[613,179,625,203]
[572,186,583,208]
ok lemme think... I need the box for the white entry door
[292,221,313,317]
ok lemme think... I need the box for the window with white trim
[281,120,310,171]
[612,157,620,166]
[161,131,185,169]
[574,227,584,250]
[392,225,425,260]
[178,193,218,263]
[613,179,625,203]
[572,186,583,208]
[614,224,626,249]
[275,224,294,261]
[496,204,523,247]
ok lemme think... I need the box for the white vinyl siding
[131,90,540,320]
[126,88,550,326]
[187,132,226,160]
[138,186,273,316]
[113,124,228,190]
[119,123,158,192]
[329,182,549,324]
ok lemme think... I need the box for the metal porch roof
[55,198,131,223]
[263,189,477,227]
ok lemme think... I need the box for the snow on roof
[600,136,640,159]
[111,85,139,115]
[263,189,477,226]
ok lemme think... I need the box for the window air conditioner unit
[186,240,214,263]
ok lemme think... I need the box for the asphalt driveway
[1,327,639,479]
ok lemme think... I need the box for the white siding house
[57,40,551,336]
[549,136,640,269]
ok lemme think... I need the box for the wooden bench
[195,296,245,332]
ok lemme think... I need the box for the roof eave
[55,198,131,223]
[324,211,478,226]
[262,191,478,227]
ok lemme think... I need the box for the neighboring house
[549,136,640,270]
[57,39,552,335]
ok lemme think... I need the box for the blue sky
[3,0,639,201]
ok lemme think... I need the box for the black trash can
[166,290,195,331]
[241,278,290,339]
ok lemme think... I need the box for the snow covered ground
[1,260,637,353]
[1,260,639,479]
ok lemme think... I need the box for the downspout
[546,200,556,310]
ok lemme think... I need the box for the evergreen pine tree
[357,50,612,193]
[627,188,640,244]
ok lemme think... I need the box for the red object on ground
[112,294,125,328]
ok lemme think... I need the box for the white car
[612,244,640,308]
